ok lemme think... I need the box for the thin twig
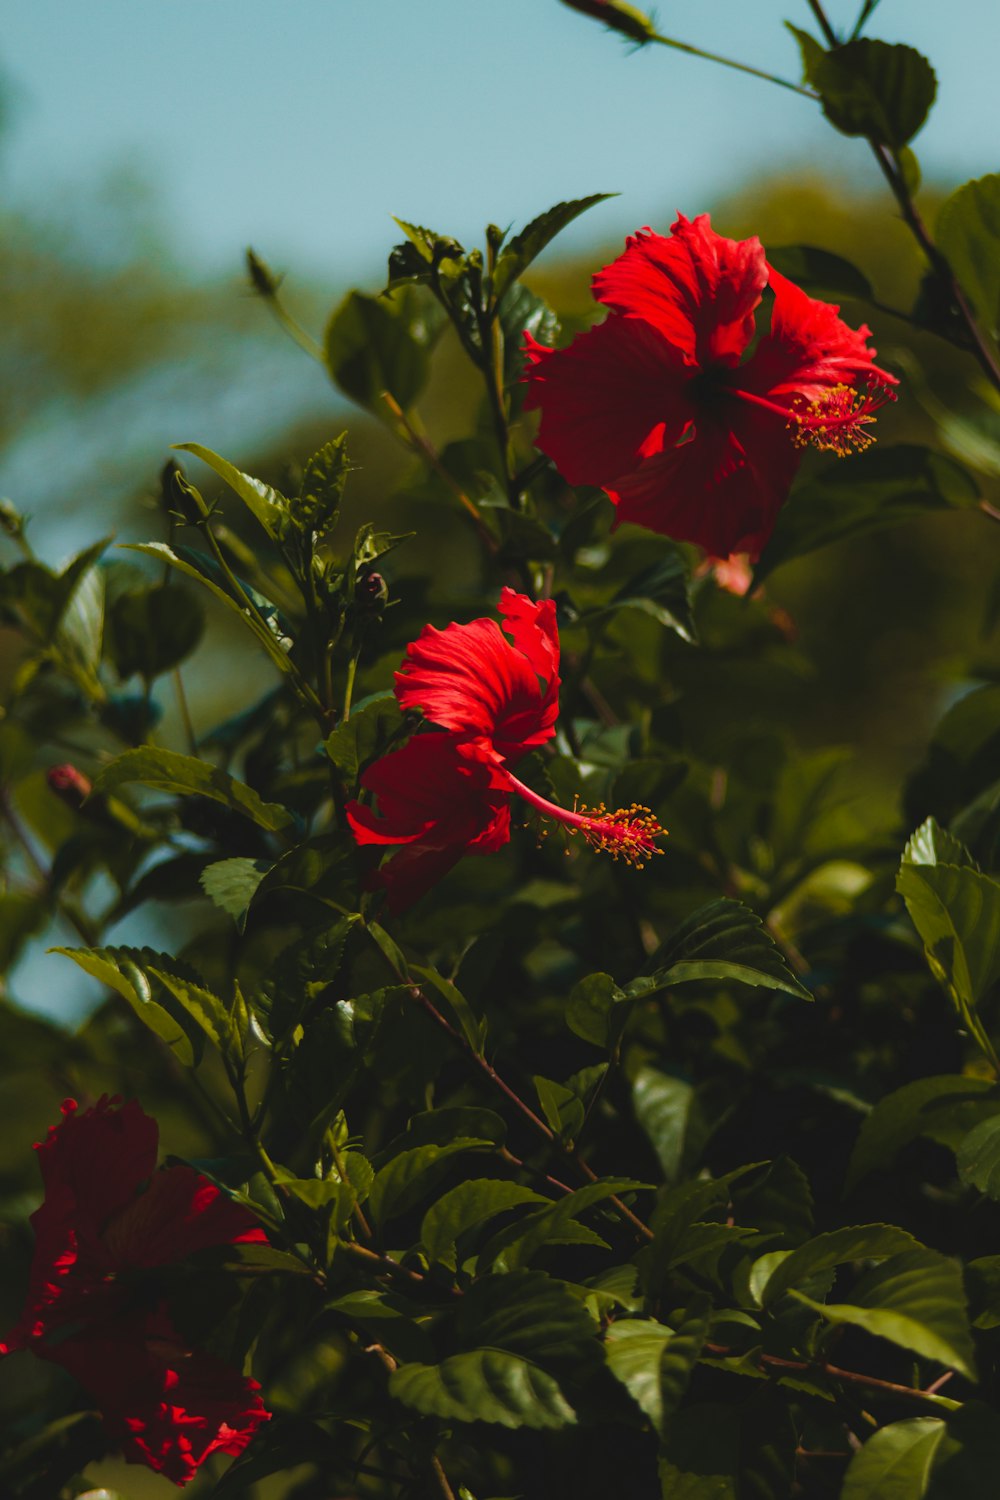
[649,30,817,98]
[706,1342,960,1409]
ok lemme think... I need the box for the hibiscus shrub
[4,4,1000,1497]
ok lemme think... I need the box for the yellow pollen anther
[574,801,667,870]
[788,382,894,457]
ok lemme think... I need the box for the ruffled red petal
[522,317,690,487]
[102,1165,266,1268]
[51,1311,269,1487]
[592,215,767,369]
[742,265,898,405]
[607,406,800,559]
[34,1096,158,1235]
[395,592,558,762]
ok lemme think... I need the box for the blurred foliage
[5,9,1000,1499]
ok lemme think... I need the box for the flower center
[503,772,665,870]
[722,380,896,456]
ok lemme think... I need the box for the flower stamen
[787,381,897,456]
[505,774,666,869]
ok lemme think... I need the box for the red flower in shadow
[523,213,897,559]
[346,589,664,909]
[1,1097,270,1486]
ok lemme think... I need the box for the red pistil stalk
[503,772,665,869]
[727,381,897,456]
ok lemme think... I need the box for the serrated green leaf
[145,963,237,1060]
[368,1139,493,1227]
[390,1349,575,1429]
[762,1224,922,1306]
[483,1179,651,1270]
[647,897,812,1000]
[797,36,937,148]
[897,847,1000,1013]
[937,173,1000,338]
[795,1247,976,1380]
[605,1300,709,1437]
[325,694,401,787]
[842,1417,945,1499]
[756,448,979,582]
[631,1066,695,1181]
[174,442,289,543]
[200,857,273,932]
[298,432,351,533]
[52,946,197,1064]
[91,747,294,832]
[766,244,873,300]
[324,286,442,412]
[421,1180,548,1266]
[956,1114,1000,1198]
[904,817,977,870]
[491,194,615,301]
[455,1269,597,1362]
[847,1075,999,1192]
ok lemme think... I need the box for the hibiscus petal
[396,604,557,760]
[593,215,767,368]
[523,316,690,487]
[608,409,799,560]
[744,265,898,402]
[33,1096,158,1239]
[103,1166,266,1268]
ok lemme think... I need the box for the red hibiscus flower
[522,212,897,560]
[1,1097,270,1487]
[346,589,664,909]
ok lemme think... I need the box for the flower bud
[356,571,389,610]
[47,764,92,810]
[246,247,281,299]
[558,0,656,44]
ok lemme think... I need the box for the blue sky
[3,0,997,284]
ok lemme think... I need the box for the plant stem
[705,1342,960,1410]
[649,30,817,98]
[803,0,1000,394]
[431,1454,458,1500]
[173,668,199,755]
[380,391,498,551]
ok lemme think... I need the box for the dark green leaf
[842,1418,945,1499]
[108,585,205,681]
[324,286,442,412]
[762,1223,922,1306]
[325,694,401,787]
[956,1115,1000,1199]
[796,1247,976,1379]
[298,432,351,533]
[631,1066,695,1181]
[756,447,979,582]
[658,1403,739,1499]
[795,34,937,148]
[52,946,198,1064]
[644,897,812,1000]
[91,747,294,832]
[368,1139,494,1227]
[200,857,273,932]
[533,1075,585,1143]
[174,442,289,543]
[936,173,1000,337]
[897,833,1000,1012]
[566,971,624,1049]
[455,1269,598,1362]
[847,1075,999,1192]
[492,194,616,301]
[605,1299,710,1436]
[390,1349,576,1429]
[584,548,696,643]
[766,244,874,300]
[421,1181,548,1266]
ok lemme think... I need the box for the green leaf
[762,1223,922,1306]
[846,1075,999,1192]
[421,1180,549,1267]
[455,1269,597,1362]
[533,1075,585,1144]
[298,432,351,533]
[956,1114,1000,1198]
[658,1403,739,1499]
[483,1179,650,1270]
[324,286,442,412]
[796,1248,976,1380]
[91,747,294,832]
[631,1066,695,1181]
[410,964,487,1054]
[390,1349,575,1429]
[605,1300,710,1437]
[765,244,873,300]
[842,1418,945,1500]
[936,173,1000,338]
[565,972,624,1049]
[107,585,205,681]
[904,817,977,870]
[756,447,979,581]
[368,1139,494,1227]
[52,946,198,1064]
[325,694,401,787]
[897,830,1000,1015]
[145,962,239,1060]
[795,34,937,148]
[926,1404,1000,1496]
[644,897,812,1000]
[174,442,289,543]
[491,194,616,301]
[584,549,696,644]
[200,857,273,932]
